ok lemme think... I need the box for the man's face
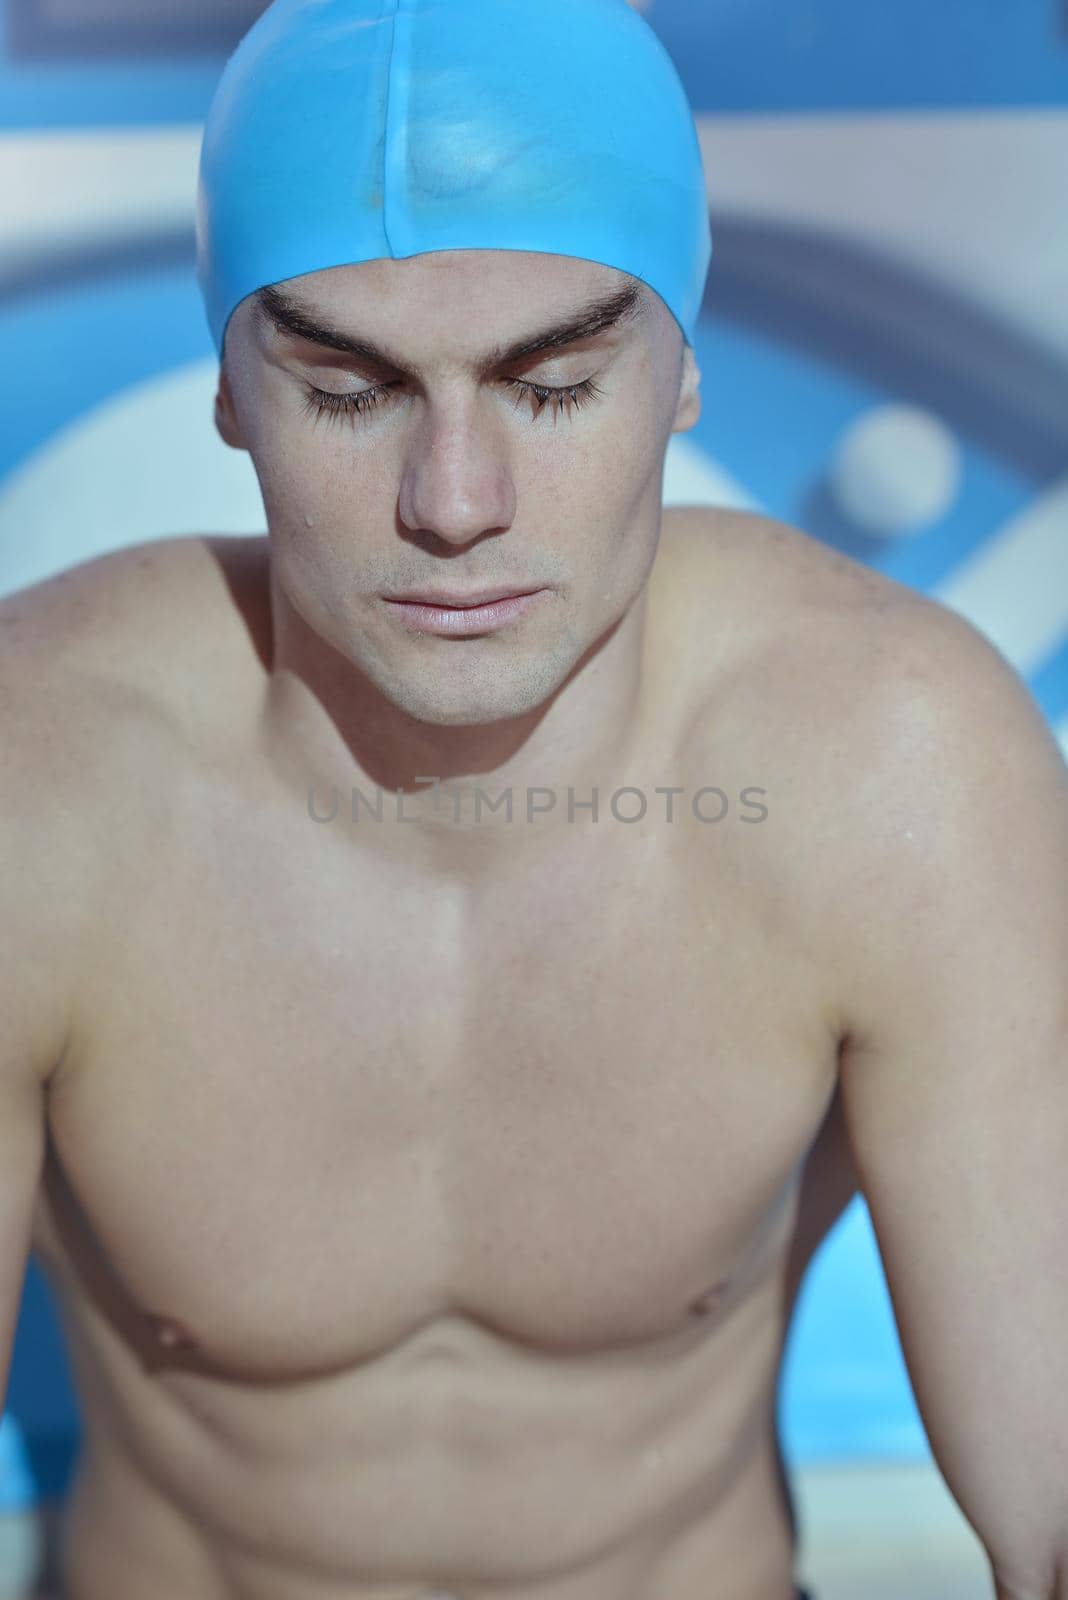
[216,250,701,727]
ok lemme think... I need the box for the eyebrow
[252,280,649,373]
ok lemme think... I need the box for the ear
[671,342,702,435]
[214,361,248,451]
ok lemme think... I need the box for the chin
[379,657,570,728]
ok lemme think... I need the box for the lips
[381,588,548,636]
[383,585,542,609]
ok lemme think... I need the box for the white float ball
[830,404,962,538]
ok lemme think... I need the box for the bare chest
[34,790,838,1381]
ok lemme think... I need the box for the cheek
[251,422,367,530]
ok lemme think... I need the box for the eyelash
[300,376,604,428]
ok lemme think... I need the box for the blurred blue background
[2,0,1066,1514]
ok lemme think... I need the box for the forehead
[289,249,630,315]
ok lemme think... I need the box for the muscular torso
[22,510,879,1600]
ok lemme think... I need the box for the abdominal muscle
[47,1257,798,1600]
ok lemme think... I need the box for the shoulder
[830,581,1068,1075]
[660,502,913,632]
[831,566,1068,963]
[0,534,272,1075]
[0,532,269,697]
[669,506,1068,993]
[660,505,928,749]
[704,502,1066,808]
[0,532,271,758]
[662,503,1048,730]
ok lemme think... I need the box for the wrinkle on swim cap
[196,0,712,360]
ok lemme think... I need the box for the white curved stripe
[0,127,202,277]
[694,109,1068,364]
[0,360,264,598]
[662,438,763,515]
[1057,715,1068,766]
[931,478,1068,680]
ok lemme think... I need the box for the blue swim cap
[196,0,712,360]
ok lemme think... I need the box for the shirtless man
[2,2,1067,1598]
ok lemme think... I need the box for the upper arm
[0,614,87,1411]
[0,964,52,1415]
[0,810,63,1416]
[833,602,1068,1593]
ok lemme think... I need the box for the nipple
[145,1313,195,1350]
[688,1282,727,1318]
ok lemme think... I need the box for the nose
[398,392,518,549]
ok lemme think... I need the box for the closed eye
[300,376,605,428]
